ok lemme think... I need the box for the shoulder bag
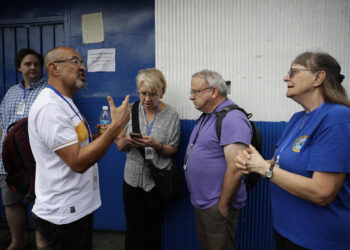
[131,101,182,203]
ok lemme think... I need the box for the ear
[47,62,60,76]
[313,71,326,87]
[211,86,219,98]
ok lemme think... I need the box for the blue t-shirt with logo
[273,102,350,250]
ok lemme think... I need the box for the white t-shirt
[28,87,101,225]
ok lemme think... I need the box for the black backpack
[198,104,263,191]
[2,117,36,204]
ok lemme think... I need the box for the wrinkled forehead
[56,48,82,60]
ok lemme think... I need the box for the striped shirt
[0,78,47,174]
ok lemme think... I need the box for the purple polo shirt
[185,99,252,209]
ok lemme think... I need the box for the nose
[189,94,195,100]
[283,73,290,82]
[80,63,86,70]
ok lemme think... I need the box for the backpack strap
[214,104,252,141]
[196,113,206,124]
[131,100,141,134]
[131,101,146,159]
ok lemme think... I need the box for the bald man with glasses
[28,46,130,250]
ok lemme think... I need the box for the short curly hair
[14,48,43,69]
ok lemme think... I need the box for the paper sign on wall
[87,48,116,72]
[82,13,104,44]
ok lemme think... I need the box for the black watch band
[265,164,275,179]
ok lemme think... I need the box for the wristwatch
[265,164,275,179]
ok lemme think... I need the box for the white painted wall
[155,0,350,121]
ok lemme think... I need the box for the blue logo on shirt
[293,135,308,152]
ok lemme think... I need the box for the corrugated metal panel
[163,119,200,250]
[162,120,286,250]
[155,0,350,121]
[236,121,286,250]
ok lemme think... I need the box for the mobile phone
[130,132,143,138]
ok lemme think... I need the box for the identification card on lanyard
[17,88,27,115]
[145,147,154,160]
[144,101,159,160]
[17,100,25,115]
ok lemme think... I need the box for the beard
[75,79,85,89]
[75,70,86,89]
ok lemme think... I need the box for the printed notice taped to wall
[87,48,115,72]
[82,12,104,44]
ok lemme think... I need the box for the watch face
[266,170,273,179]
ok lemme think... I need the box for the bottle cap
[102,106,108,111]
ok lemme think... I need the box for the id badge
[145,147,154,160]
[93,167,98,190]
[17,100,25,115]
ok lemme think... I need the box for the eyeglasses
[54,56,85,67]
[288,68,311,78]
[138,91,159,98]
[190,86,213,97]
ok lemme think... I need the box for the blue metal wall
[0,1,288,249]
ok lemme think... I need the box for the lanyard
[23,88,28,100]
[191,114,210,147]
[143,101,160,136]
[276,102,325,164]
[184,114,211,170]
[47,85,92,142]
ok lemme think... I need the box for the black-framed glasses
[138,91,159,98]
[190,86,213,97]
[288,68,311,78]
[54,56,85,67]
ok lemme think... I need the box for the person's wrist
[260,161,271,176]
[157,142,163,152]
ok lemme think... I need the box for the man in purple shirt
[185,69,252,250]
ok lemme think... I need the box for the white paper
[87,48,116,72]
[82,13,104,44]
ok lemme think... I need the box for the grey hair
[192,69,227,96]
[136,68,167,97]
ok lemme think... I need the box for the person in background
[28,46,130,250]
[235,52,350,250]
[116,68,180,250]
[184,69,252,250]
[0,48,46,250]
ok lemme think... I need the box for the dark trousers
[123,181,165,250]
[275,230,309,250]
[32,212,94,250]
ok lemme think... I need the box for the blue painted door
[0,20,65,100]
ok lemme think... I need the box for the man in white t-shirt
[28,46,130,250]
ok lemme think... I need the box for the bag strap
[214,104,252,141]
[131,101,146,159]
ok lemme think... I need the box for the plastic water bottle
[99,106,111,133]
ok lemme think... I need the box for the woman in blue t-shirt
[235,52,350,250]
